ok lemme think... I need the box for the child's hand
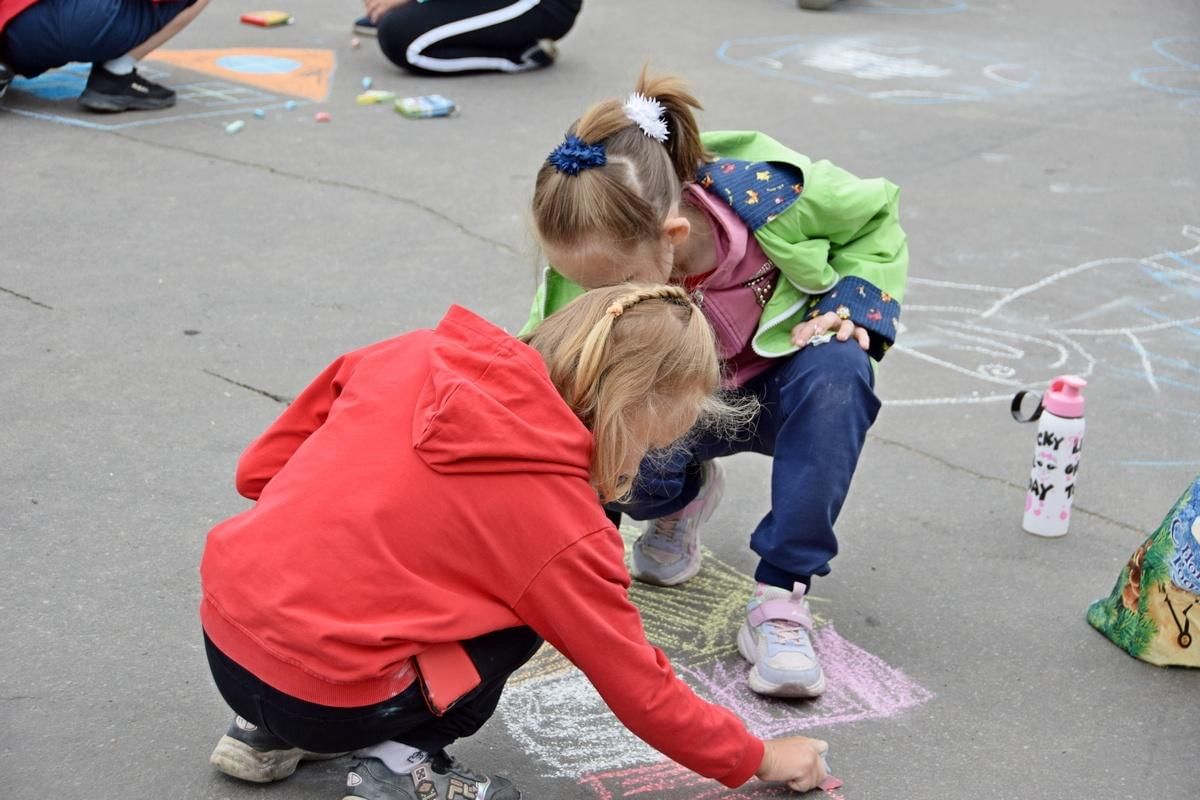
[757,736,829,792]
[792,311,870,351]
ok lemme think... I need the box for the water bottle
[1011,375,1087,537]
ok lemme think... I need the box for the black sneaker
[520,39,558,69]
[0,61,12,99]
[78,64,175,112]
[344,751,521,800]
[353,16,378,36]
[209,715,345,783]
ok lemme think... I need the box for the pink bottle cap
[1042,375,1086,418]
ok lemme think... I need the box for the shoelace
[765,619,807,646]
[648,515,682,542]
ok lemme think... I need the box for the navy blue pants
[205,627,543,754]
[2,0,196,78]
[611,340,880,589]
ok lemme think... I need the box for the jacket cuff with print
[805,275,901,361]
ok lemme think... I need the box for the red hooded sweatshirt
[199,305,763,788]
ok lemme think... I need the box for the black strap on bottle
[1011,390,1044,423]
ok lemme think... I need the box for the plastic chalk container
[394,94,458,119]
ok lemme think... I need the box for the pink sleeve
[513,530,764,788]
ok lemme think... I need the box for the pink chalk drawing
[498,535,932,795]
[577,761,794,800]
[677,624,933,738]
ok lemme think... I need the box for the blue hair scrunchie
[547,135,607,176]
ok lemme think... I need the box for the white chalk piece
[253,109,265,119]
[351,36,361,49]
[224,120,246,135]
[362,76,373,90]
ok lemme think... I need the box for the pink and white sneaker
[737,582,826,697]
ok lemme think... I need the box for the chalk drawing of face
[716,33,1038,105]
[1169,485,1200,595]
[885,226,1200,407]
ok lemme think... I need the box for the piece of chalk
[253,108,265,119]
[361,76,373,90]
[351,36,361,49]
[283,100,297,111]
[224,120,245,135]
[314,111,332,123]
[819,776,844,791]
[356,90,396,105]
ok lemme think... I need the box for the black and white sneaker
[344,752,521,800]
[78,64,175,112]
[520,39,558,69]
[209,715,345,783]
[0,62,13,100]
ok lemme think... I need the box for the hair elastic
[547,135,607,175]
[622,93,668,142]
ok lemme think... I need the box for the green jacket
[521,130,908,362]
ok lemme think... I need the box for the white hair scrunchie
[622,92,669,143]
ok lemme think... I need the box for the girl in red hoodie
[200,284,829,799]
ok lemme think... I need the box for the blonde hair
[522,283,724,502]
[532,67,710,255]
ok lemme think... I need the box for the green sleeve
[758,159,908,303]
[519,267,587,336]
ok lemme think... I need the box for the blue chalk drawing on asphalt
[1130,36,1200,116]
[215,55,301,75]
[716,34,1038,105]
[10,62,90,101]
[2,62,303,130]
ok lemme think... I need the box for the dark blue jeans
[204,627,542,754]
[611,340,880,588]
[2,0,198,77]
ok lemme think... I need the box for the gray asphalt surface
[2,1,1197,798]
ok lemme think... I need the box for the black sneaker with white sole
[344,752,521,800]
[209,715,346,783]
[78,64,175,112]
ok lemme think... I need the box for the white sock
[355,741,428,774]
[103,54,136,75]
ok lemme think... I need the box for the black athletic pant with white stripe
[378,0,582,75]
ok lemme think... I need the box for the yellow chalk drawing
[509,524,829,687]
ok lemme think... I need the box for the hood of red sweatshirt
[412,305,594,481]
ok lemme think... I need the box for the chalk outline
[1129,35,1200,114]
[716,33,1039,105]
[498,527,932,787]
[886,225,1200,405]
[1,53,325,130]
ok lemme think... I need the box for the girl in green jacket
[525,69,909,699]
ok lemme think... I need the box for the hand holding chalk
[757,736,828,792]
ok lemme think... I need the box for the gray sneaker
[344,752,520,800]
[630,460,725,586]
[209,715,345,783]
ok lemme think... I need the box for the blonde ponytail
[522,284,721,501]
